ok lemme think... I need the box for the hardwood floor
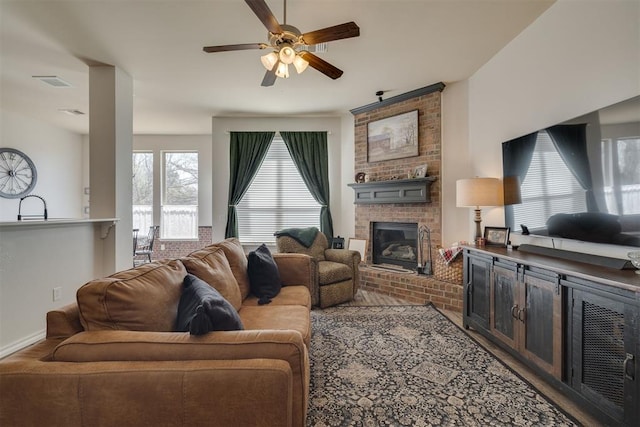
[344,290,601,426]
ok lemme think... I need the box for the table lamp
[456,177,502,240]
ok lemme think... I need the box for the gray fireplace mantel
[348,176,437,204]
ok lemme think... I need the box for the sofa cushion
[318,261,352,286]
[211,238,251,301]
[181,248,242,311]
[242,285,311,309]
[77,259,186,332]
[247,244,282,305]
[176,274,243,335]
[239,305,311,347]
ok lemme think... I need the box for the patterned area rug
[307,305,577,426]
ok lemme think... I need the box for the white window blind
[512,131,587,230]
[237,136,321,244]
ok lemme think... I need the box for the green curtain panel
[225,131,275,238]
[280,131,334,240]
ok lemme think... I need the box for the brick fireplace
[350,83,462,311]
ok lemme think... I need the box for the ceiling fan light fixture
[293,54,309,74]
[278,45,296,64]
[260,51,278,70]
[275,62,290,79]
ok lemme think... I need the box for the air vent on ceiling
[33,76,73,88]
[306,43,328,53]
[58,109,85,116]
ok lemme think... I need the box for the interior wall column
[89,65,133,274]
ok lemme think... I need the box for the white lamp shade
[293,55,309,74]
[456,177,502,207]
[275,62,289,78]
[278,45,296,64]
[260,52,278,70]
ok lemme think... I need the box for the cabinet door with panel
[569,287,638,426]
[463,250,492,330]
[490,262,519,350]
[520,268,563,379]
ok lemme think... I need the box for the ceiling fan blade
[298,52,343,80]
[261,69,277,87]
[301,22,360,45]
[261,59,280,87]
[203,43,267,53]
[245,0,283,34]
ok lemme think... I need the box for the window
[601,137,640,215]
[162,151,198,239]
[512,131,587,230]
[132,152,153,232]
[236,136,321,244]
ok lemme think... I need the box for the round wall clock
[0,148,37,199]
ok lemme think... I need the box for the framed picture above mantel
[367,110,418,163]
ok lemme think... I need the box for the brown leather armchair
[276,229,361,308]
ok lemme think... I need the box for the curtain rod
[224,130,332,135]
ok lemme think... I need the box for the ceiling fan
[203,0,360,86]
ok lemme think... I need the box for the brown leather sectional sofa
[0,238,314,427]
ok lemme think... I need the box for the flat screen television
[502,95,640,248]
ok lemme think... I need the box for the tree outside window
[132,152,153,232]
[162,151,198,239]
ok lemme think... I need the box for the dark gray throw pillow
[247,243,282,305]
[175,273,244,335]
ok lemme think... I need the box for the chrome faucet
[17,194,48,220]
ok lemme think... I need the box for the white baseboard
[0,330,45,359]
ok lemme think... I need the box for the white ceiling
[0,0,555,135]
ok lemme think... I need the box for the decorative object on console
[0,147,37,199]
[367,110,419,163]
[202,0,360,86]
[355,172,366,183]
[456,177,502,240]
[484,226,510,247]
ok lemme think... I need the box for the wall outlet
[160,244,166,251]
[53,287,62,302]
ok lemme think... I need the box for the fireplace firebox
[372,222,418,270]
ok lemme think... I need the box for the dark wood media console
[463,246,639,426]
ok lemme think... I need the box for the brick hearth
[359,267,463,311]
[351,84,463,311]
